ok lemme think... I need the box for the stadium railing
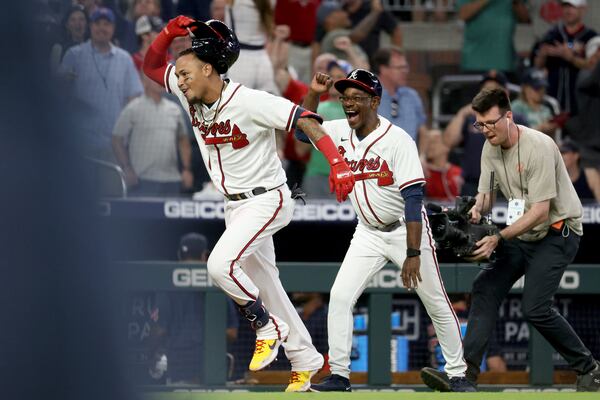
[116,261,600,387]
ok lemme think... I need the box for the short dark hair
[372,46,404,74]
[471,88,511,115]
[177,47,197,59]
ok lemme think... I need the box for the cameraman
[432,88,600,391]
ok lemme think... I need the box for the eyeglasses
[390,97,399,119]
[473,113,506,132]
[339,95,372,104]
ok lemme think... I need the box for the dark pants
[464,227,596,380]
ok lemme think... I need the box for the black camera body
[427,196,499,258]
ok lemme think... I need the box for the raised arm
[297,73,354,202]
[143,15,195,85]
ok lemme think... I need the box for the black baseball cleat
[450,376,477,392]
[420,367,451,392]
[576,361,600,392]
[421,367,477,392]
[310,374,352,392]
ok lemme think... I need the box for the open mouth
[345,110,360,125]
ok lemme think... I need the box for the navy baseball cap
[90,7,115,24]
[559,139,579,153]
[334,69,383,97]
[178,233,208,261]
[480,70,508,88]
[522,68,548,89]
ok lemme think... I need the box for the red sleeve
[142,30,172,86]
[282,78,309,105]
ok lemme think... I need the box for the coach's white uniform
[164,66,323,371]
[322,116,467,378]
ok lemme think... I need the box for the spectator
[274,0,320,84]
[225,0,280,94]
[268,24,311,189]
[60,7,143,160]
[442,70,528,196]
[532,0,597,115]
[132,15,164,71]
[565,36,600,202]
[300,60,349,199]
[147,233,240,384]
[344,0,402,61]
[51,4,88,69]
[559,140,596,201]
[511,68,558,138]
[112,73,193,196]
[424,130,462,201]
[100,0,138,53]
[457,0,530,73]
[210,0,227,21]
[372,47,427,147]
[313,1,369,68]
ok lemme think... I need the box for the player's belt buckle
[377,220,402,232]
[225,185,282,201]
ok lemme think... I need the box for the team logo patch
[204,124,249,149]
[353,160,394,186]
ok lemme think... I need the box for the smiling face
[340,87,379,133]
[66,10,87,41]
[175,53,210,104]
[90,18,114,46]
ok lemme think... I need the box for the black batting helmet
[188,19,240,74]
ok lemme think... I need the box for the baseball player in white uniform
[143,16,355,391]
[297,70,475,392]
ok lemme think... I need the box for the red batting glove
[329,161,355,202]
[315,135,355,202]
[164,15,196,39]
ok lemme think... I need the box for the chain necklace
[198,81,226,128]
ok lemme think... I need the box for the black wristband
[495,231,504,242]
[406,248,421,258]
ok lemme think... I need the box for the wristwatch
[406,248,421,258]
[495,231,505,242]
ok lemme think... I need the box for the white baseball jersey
[322,116,426,227]
[321,116,466,380]
[165,65,301,194]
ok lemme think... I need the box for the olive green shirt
[478,125,583,241]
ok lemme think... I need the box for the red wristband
[315,135,343,166]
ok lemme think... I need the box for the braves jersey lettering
[166,68,302,193]
[323,116,425,228]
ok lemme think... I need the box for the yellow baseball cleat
[285,369,318,392]
[248,338,282,371]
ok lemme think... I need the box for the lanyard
[500,124,523,200]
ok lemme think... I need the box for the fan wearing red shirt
[424,130,462,201]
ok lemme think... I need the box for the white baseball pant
[207,186,323,371]
[326,214,467,379]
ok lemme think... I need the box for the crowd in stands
[41,0,599,202]
[34,0,600,386]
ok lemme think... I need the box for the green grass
[144,392,599,400]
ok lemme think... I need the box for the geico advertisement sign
[367,270,580,290]
[173,268,213,287]
[164,200,356,221]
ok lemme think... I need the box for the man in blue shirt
[372,47,427,149]
[61,7,143,160]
